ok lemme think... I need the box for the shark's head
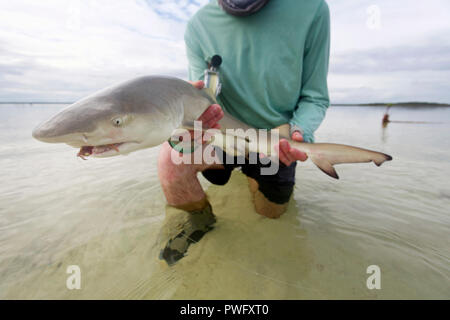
[32,77,184,158]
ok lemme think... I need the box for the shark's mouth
[77,143,124,160]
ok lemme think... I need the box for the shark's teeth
[77,146,93,158]
[93,143,122,154]
[78,143,124,157]
[77,143,124,158]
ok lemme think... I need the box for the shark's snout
[32,121,58,142]
[32,118,83,145]
[32,102,100,144]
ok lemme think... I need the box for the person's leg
[158,202,217,265]
[247,177,289,219]
[158,142,224,208]
[157,142,226,265]
[244,161,297,219]
[247,176,258,195]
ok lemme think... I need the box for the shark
[32,76,392,179]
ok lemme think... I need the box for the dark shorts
[201,148,297,204]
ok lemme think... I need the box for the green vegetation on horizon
[331,102,450,107]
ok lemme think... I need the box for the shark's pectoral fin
[309,155,339,179]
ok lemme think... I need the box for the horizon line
[0,101,449,106]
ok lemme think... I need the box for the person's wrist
[289,123,304,137]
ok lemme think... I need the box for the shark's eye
[112,117,123,127]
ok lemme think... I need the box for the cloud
[327,0,450,103]
[0,0,205,102]
[331,42,450,74]
[0,0,449,103]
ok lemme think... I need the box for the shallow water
[0,104,449,299]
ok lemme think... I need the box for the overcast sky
[0,0,449,103]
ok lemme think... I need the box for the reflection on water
[0,104,449,299]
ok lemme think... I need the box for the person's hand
[190,80,223,130]
[189,80,224,143]
[274,129,308,166]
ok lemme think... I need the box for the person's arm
[290,1,330,143]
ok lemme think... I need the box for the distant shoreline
[0,101,449,107]
[331,102,450,107]
[0,102,74,105]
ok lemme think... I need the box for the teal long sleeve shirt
[185,0,330,143]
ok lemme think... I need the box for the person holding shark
[32,1,391,266]
[157,0,330,263]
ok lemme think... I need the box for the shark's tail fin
[290,141,392,179]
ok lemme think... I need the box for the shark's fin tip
[330,169,339,179]
[374,153,393,166]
